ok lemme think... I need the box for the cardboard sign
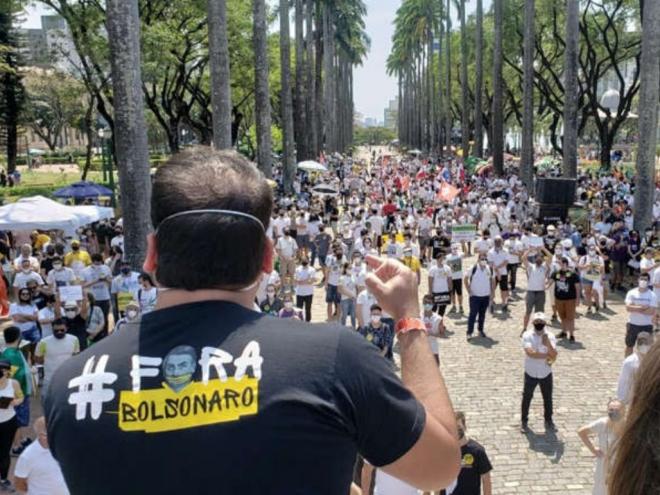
[59,285,83,302]
[451,225,477,242]
[528,236,544,248]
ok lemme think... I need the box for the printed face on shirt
[162,346,197,393]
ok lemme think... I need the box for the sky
[23,0,493,121]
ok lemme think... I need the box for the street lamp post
[98,128,116,207]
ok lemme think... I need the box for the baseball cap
[532,312,547,323]
[64,300,78,309]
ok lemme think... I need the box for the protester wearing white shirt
[521,313,558,432]
[294,259,316,322]
[623,273,657,356]
[14,417,69,495]
[616,332,653,405]
[488,237,510,313]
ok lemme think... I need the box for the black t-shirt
[65,315,88,351]
[447,439,493,495]
[45,301,425,495]
[551,270,580,300]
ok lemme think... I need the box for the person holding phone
[0,359,24,492]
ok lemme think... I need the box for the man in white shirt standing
[276,229,298,289]
[464,254,492,340]
[14,417,69,495]
[623,273,657,356]
[521,313,558,433]
[428,253,453,317]
[487,237,510,314]
[293,258,316,322]
[521,248,551,335]
[34,318,80,398]
[616,332,653,405]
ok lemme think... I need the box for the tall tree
[445,0,452,151]
[208,0,233,149]
[562,0,579,178]
[105,0,152,268]
[280,0,296,192]
[474,0,484,158]
[294,0,306,160]
[253,0,272,177]
[0,0,24,174]
[634,0,660,232]
[491,0,504,176]
[520,0,535,189]
[304,0,317,158]
[457,0,469,158]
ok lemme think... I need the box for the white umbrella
[298,160,328,172]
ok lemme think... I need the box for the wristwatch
[395,318,427,335]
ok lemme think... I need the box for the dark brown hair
[609,339,660,494]
[151,146,273,291]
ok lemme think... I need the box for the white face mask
[284,302,293,310]
[639,280,649,289]
[371,315,381,324]
[127,310,138,320]
[53,263,63,270]
[65,310,77,318]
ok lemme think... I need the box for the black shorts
[496,276,509,292]
[625,323,653,348]
[451,280,463,296]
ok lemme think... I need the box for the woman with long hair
[609,339,660,494]
[0,359,24,492]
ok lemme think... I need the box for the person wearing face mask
[438,412,493,495]
[464,256,492,340]
[521,248,552,335]
[487,237,510,314]
[0,359,24,492]
[259,284,283,316]
[446,244,464,314]
[276,229,298,289]
[56,297,90,352]
[85,292,107,345]
[294,257,317,322]
[82,253,113,331]
[578,246,605,313]
[10,287,40,344]
[616,332,653,404]
[623,273,657,356]
[38,295,57,339]
[401,248,421,285]
[357,305,394,361]
[110,261,140,323]
[34,318,80,400]
[577,399,626,495]
[12,259,45,300]
[63,240,91,277]
[46,256,75,290]
[549,258,581,342]
[112,301,141,334]
[278,293,302,320]
[520,313,558,433]
[324,246,345,321]
[422,294,443,365]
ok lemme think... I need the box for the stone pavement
[308,258,631,495]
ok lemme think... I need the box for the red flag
[437,181,460,202]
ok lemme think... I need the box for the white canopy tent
[0,196,114,232]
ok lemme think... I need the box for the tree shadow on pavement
[523,428,565,464]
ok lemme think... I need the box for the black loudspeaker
[536,204,569,225]
[535,178,577,206]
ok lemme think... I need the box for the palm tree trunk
[437,9,444,156]
[492,0,504,176]
[445,0,452,151]
[305,0,317,158]
[427,32,434,152]
[208,0,233,149]
[562,0,579,178]
[521,0,535,189]
[294,0,306,160]
[106,0,152,269]
[314,5,324,158]
[633,0,660,231]
[280,0,296,192]
[474,0,484,158]
[459,0,469,158]
[253,0,272,177]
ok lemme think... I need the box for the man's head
[146,146,273,292]
[71,240,80,251]
[494,236,503,249]
[607,399,625,423]
[34,416,49,449]
[91,253,103,266]
[52,318,67,340]
[17,288,31,303]
[638,273,651,291]
[422,294,433,314]
[20,258,31,274]
[370,304,382,326]
[52,256,63,270]
[532,312,547,333]
[20,244,31,258]
[64,300,79,319]
[635,332,653,357]
[3,326,21,346]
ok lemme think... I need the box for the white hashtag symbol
[68,355,118,421]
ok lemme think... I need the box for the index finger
[365,254,385,270]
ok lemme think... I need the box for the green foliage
[354,126,397,146]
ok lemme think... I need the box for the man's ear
[262,237,274,274]
[143,233,158,273]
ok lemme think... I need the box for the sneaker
[551,314,558,322]
[479,331,487,338]
[20,438,32,448]
[489,305,495,315]
[545,421,558,432]
[0,479,14,493]
[520,422,529,433]
[502,305,509,313]
[449,306,457,314]
[556,331,568,339]
[569,335,576,343]
[466,334,473,341]
[459,307,464,315]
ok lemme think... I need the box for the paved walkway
[308,258,629,494]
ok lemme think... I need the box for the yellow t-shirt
[64,250,92,268]
[34,234,51,250]
[402,256,421,272]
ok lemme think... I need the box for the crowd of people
[0,146,656,494]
